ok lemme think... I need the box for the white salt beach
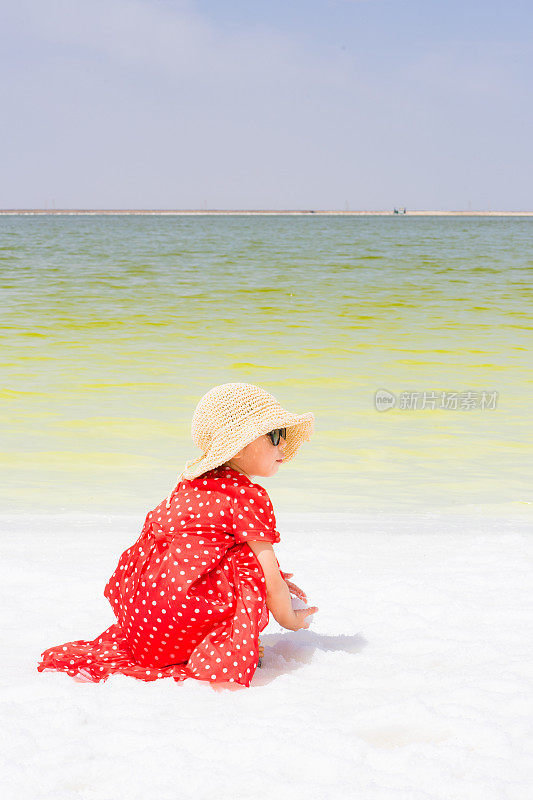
[2,508,532,800]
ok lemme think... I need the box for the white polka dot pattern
[36,465,281,688]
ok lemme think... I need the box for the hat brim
[180,410,315,481]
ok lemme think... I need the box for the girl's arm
[266,581,300,630]
[246,541,317,631]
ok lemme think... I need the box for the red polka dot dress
[37,465,281,687]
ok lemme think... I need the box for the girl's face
[225,432,287,478]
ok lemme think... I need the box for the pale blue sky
[1,0,531,209]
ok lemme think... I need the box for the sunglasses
[267,428,286,446]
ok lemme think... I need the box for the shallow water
[1,214,531,515]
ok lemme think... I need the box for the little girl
[37,382,318,690]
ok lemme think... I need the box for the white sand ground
[1,509,532,800]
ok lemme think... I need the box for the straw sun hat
[165,382,314,508]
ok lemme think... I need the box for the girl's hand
[288,606,319,632]
[280,571,308,603]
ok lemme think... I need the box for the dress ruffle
[37,622,191,683]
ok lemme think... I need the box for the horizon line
[1,208,532,216]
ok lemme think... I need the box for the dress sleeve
[231,483,280,545]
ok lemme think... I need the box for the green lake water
[1,214,531,517]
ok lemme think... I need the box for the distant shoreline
[0,209,532,216]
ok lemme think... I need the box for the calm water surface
[1,214,531,516]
